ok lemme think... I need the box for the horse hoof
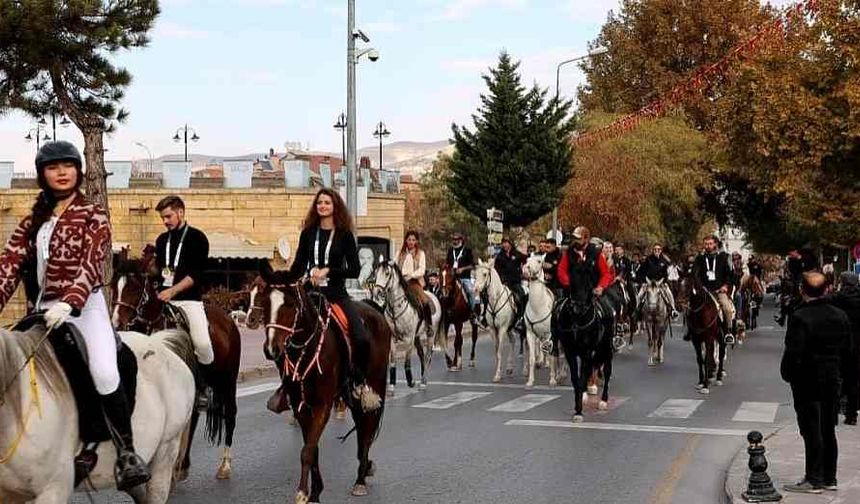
[572,414,584,423]
[175,467,189,482]
[296,491,310,504]
[286,413,298,426]
[549,379,557,388]
[351,484,369,497]
[715,380,723,387]
[695,383,704,390]
[648,359,656,367]
[215,462,232,480]
[698,387,710,395]
[598,401,608,411]
[587,385,598,395]
[386,388,395,398]
[493,375,502,383]
[469,360,476,367]
[525,381,534,388]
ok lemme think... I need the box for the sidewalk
[237,327,277,383]
[726,422,860,503]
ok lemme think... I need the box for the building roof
[208,232,273,259]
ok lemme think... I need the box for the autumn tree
[450,52,577,228]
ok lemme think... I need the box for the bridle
[367,264,415,333]
[264,281,330,362]
[114,273,160,332]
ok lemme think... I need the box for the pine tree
[449,52,577,228]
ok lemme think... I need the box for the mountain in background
[130,140,452,178]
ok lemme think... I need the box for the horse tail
[204,382,227,445]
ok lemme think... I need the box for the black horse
[553,270,624,421]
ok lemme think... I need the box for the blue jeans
[459,278,477,309]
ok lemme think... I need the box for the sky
[0,0,795,173]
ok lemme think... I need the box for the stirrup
[115,450,151,492]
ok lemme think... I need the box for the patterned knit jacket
[0,193,111,315]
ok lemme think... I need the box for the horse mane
[153,328,198,372]
[0,324,70,423]
[115,257,146,276]
[386,261,423,313]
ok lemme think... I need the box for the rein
[479,267,514,324]
[0,358,42,465]
[370,266,422,338]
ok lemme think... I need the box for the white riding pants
[43,293,120,395]
[169,300,214,365]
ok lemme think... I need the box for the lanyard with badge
[705,255,717,282]
[312,227,334,287]
[452,246,464,269]
[162,224,189,288]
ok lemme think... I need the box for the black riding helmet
[35,140,84,192]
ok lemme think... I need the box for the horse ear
[260,260,275,284]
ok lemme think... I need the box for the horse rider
[748,254,763,281]
[688,235,737,344]
[631,252,644,290]
[777,249,819,326]
[289,188,379,410]
[636,243,679,320]
[446,232,479,322]
[557,226,614,312]
[542,238,563,297]
[494,237,527,331]
[730,251,745,314]
[426,270,443,300]
[0,141,150,492]
[153,195,214,409]
[397,230,434,342]
[613,244,633,284]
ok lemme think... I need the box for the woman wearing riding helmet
[0,141,150,492]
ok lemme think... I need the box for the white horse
[474,259,518,383]
[369,260,442,392]
[642,279,670,367]
[0,323,195,504]
[522,255,566,388]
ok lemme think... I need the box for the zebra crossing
[400,388,784,425]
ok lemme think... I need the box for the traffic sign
[486,208,504,222]
[487,232,504,245]
[487,221,503,233]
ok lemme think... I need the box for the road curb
[724,423,788,504]
[237,364,277,383]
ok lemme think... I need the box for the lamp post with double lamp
[372,121,390,171]
[552,46,609,241]
[24,123,52,152]
[172,124,200,163]
[346,0,381,220]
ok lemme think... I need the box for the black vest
[567,244,601,290]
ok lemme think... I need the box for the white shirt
[399,249,426,282]
[36,216,59,292]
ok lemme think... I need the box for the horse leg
[30,473,74,504]
[144,436,183,504]
[405,358,415,388]
[352,408,382,496]
[388,344,397,396]
[454,324,464,370]
[506,323,517,376]
[443,321,455,369]
[296,408,330,504]
[693,338,707,392]
[716,339,727,385]
[469,320,478,367]
[599,354,612,411]
[216,380,239,480]
[658,325,665,363]
[177,408,200,481]
[647,320,656,367]
[492,328,503,383]
[561,342,583,421]
[309,446,324,503]
[525,327,536,387]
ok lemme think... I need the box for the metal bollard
[742,430,783,502]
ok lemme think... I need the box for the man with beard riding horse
[686,235,737,344]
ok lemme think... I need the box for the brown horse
[111,248,241,481]
[685,268,728,395]
[739,274,764,332]
[257,264,391,503]
[439,264,479,370]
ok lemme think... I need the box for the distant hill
[132,140,452,177]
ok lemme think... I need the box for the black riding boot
[101,388,151,493]
[195,362,216,411]
[405,366,415,388]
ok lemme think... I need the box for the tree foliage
[560,111,711,253]
[449,52,577,228]
[405,155,487,266]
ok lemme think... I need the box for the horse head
[246,275,269,330]
[473,259,494,295]
[524,255,545,283]
[645,279,665,312]
[111,256,160,331]
[258,261,305,361]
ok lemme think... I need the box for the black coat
[155,223,209,301]
[289,226,360,301]
[446,246,475,280]
[830,287,860,377]
[543,249,562,288]
[694,252,731,291]
[494,249,525,287]
[614,255,633,281]
[780,298,853,400]
[638,255,670,283]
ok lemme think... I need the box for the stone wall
[0,187,404,323]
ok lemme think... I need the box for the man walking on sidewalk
[831,272,860,425]
[781,272,853,494]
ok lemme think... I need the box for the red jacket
[558,246,613,291]
[0,193,111,314]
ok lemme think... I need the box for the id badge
[706,271,716,282]
[162,268,175,288]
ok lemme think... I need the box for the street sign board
[488,232,504,245]
[487,221,503,233]
[486,208,504,222]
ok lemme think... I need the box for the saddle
[14,314,138,444]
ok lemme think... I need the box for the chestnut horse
[257,264,392,503]
[438,265,479,370]
[111,248,241,481]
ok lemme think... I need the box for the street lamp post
[334,112,347,167]
[44,112,71,141]
[552,46,609,241]
[346,0,380,220]
[135,142,154,174]
[24,123,52,152]
[172,124,200,163]
[372,121,390,171]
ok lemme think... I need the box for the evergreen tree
[449,52,576,228]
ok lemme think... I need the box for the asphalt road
[73,301,791,504]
